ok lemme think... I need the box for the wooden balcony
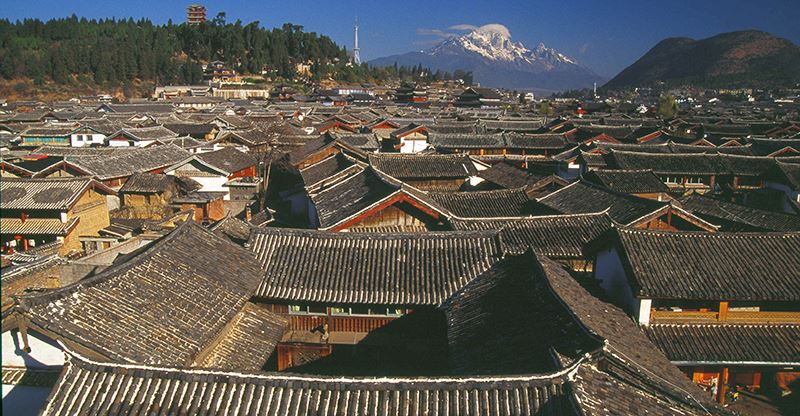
[726,311,800,324]
[650,310,800,324]
[651,310,717,323]
[288,314,396,333]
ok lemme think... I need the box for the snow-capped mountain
[370,24,605,92]
[430,28,576,68]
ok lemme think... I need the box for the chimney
[245,206,252,222]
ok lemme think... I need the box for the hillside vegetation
[604,30,800,89]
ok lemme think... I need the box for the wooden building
[30,144,191,188]
[307,167,451,231]
[118,172,200,208]
[590,227,800,403]
[606,150,778,195]
[172,191,227,223]
[454,87,502,108]
[1,177,114,255]
[387,123,428,153]
[166,147,257,201]
[18,125,76,147]
[247,227,504,369]
[106,126,178,147]
[33,251,728,415]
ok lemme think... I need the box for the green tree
[538,100,552,116]
[658,95,679,118]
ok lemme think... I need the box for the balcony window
[288,304,327,315]
[328,306,406,317]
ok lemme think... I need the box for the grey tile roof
[16,221,269,366]
[43,351,577,416]
[608,149,778,177]
[369,153,477,179]
[37,251,726,416]
[20,124,78,137]
[118,172,174,193]
[443,255,600,376]
[451,212,614,259]
[583,169,671,194]
[299,153,357,187]
[248,227,503,305]
[428,133,506,150]
[101,103,174,113]
[534,255,724,415]
[537,180,665,225]
[0,177,100,210]
[196,302,288,370]
[504,133,568,150]
[476,162,548,189]
[0,217,79,236]
[67,144,191,180]
[335,133,380,151]
[614,227,800,301]
[428,189,533,218]
[309,167,398,229]
[111,125,179,141]
[680,194,800,232]
[645,323,800,365]
[209,216,255,246]
[194,147,257,174]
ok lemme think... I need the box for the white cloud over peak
[416,23,513,42]
[475,24,511,38]
[416,28,453,38]
[448,24,478,31]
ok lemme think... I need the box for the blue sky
[3,0,799,77]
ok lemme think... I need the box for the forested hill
[0,15,347,86]
[604,30,800,89]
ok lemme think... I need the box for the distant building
[186,4,206,25]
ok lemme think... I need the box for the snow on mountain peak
[429,24,580,68]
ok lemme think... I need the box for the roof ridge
[250,226,501,240]
[617,226,800,238]
[58,336,587,385]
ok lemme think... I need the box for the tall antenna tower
[353,17,361,65]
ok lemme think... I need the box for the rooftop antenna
[353,17,361,65]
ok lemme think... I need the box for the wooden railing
[289,315,396,333]
[650,310,800,324]
[651,311,718,322]
[727,311,800,323]
[332,315,395,332]
[289,315,327,331]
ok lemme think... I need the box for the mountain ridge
[604,30,800,89]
